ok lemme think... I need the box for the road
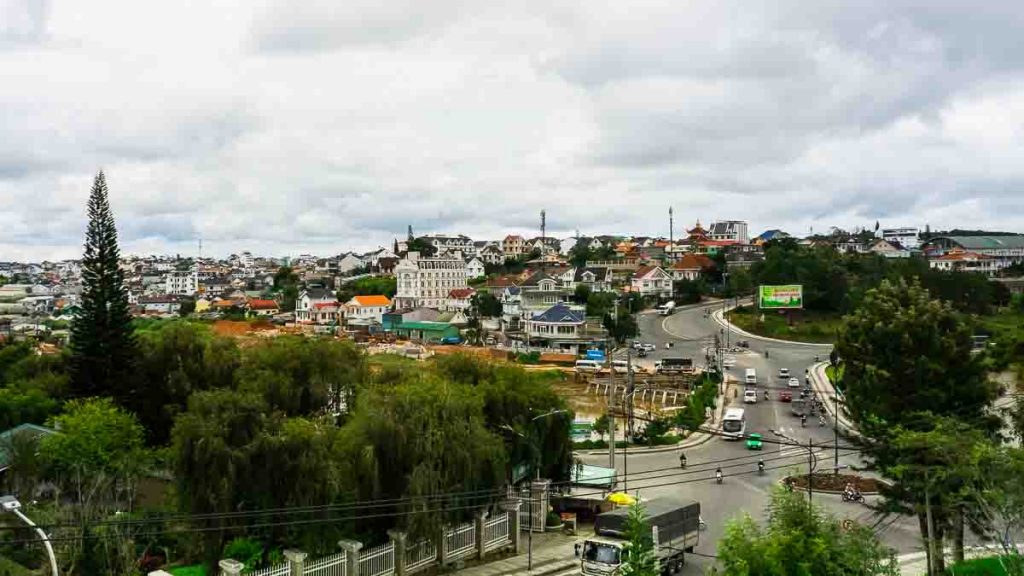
[578,300,925,573]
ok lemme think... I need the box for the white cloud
[2,0,1024,261]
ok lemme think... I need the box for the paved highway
[578,300,924,573]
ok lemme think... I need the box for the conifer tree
[69,171,136,399]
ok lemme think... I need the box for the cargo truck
[654,357,693,374]
[577,499,701,575]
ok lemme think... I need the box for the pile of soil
[787,473,885,494]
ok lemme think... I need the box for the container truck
[577,499,701,575]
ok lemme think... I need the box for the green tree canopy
[714,489,898,576]
[620,502,659,576]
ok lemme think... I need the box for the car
[743,389,758,404]
[778,368,790,378]
[745,433,763,450]
[779,390,793,402]
[736,340,750,348]
[641,343,657,351]
[788,377,801,388]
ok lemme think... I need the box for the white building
[630,266,673,298]
[708,221,749,244]
[338,253,364,275]
[343,295,391,323]
[241,251,255,269]
[295,288,337,322]
[164,269,198,296]
[929,250,1001,277]
[393,251,469,310]
[465,257,485,279]
[880,227,920,250]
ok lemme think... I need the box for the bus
[722,408,746,440]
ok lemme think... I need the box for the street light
[0,496,58,576]
[502,408,569,571]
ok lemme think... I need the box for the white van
[745,368,757,385]
[611,360,634,374]
[575,359,602,372]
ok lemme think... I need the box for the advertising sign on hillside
[759,285,803,309]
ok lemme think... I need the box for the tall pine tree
[70,171,136,400]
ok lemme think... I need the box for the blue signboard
[585,349,606,361]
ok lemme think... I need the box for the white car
[779,368,790,378]
[743,389,758,404]
[722,356,737,368]
[788,377,801,388]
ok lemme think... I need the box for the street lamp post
[502,408,568,572]
[0,496,58,576]
[829,350,842,475]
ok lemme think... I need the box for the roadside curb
[809,362,859,437]
[711,307,834,348]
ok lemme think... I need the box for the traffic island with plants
[784,472,885,494]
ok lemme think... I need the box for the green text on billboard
[759,285,803,309]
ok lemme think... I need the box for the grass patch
[168,565,209,576]
[727,306,842,344]
[944,554,1024,576]
[367,353,418,369]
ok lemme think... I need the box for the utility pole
[540,210,546,242]
[830,351,841,474]
[925,469,937,576]
[669,207,674,246]
[607,337,615,470]
[623,348,633,491]
[807,437,814,507]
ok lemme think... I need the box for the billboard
[759,285,803,309]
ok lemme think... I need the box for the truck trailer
[578,499,701,575]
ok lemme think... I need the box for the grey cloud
[0,0,49,46]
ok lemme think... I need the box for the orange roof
[350,295,391,307]
[671,253,716,270]
[935,249,991,262]
[247,299,279,310]
[448,288,476,299]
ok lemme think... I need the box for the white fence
[483,514,511,553]
[307,551,348,576]
[214,510,514,576]
[405,538,437,572]
[358,542,395,576]
[443,522,476,562]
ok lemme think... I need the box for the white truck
[577,499,701,575]
[657,301,676,316]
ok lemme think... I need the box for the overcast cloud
[3,0,1024,261]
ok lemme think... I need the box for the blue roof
[756,229,789,241]
[532,303,584,323]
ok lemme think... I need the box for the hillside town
[3,220,1023,351]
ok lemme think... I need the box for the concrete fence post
[284,549,307,576]
[388,529,407,576]
[501,499,522,554]
[475,509,489,559]
[218,559,245,576]
[338,539,362,576]
[437,526,450,566]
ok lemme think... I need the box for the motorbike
[679,454,687,469]
[764,350,770,359]
[842,490,865,503]
[715,469,723,484]
[801,415,807,428]
[764,390,770,401]
[758,460,765,475]
[819,416,826,427]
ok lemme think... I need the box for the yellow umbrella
[606,492,636,506]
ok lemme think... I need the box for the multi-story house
[478,245,505,265]
[423,234,474,256]
[499,286,522,332]
[880,227,921,250]
[630,266,673,298]
[502,235,526,259]
[295,288,338,322]
[393,251,469,310]
[518,272,573,319]
[709,221,749,244]
[445,288,475,314]
[343,295,391,324]
[524,303,606,354]
[164,269,198,296]
[465,257,485,279]
[667,253,716,282]
[559,267,613,292]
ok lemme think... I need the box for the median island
[726,305,842,344]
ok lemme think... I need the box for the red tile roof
[247,299,279,310]
[671,253,716,270]
[448,288,476,299]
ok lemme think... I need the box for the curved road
[578,300,923,573]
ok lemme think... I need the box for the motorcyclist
[758,459,765,474]
[679,452,687,469]
[819,415,826,427]
[764,389,770,401]
[764,350,770,359]
[715,467,723,483]
[801,414,807,427]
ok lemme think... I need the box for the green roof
[940,235,1024,250]
[396,321,454,332]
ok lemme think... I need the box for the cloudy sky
[3,0,1024,261]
